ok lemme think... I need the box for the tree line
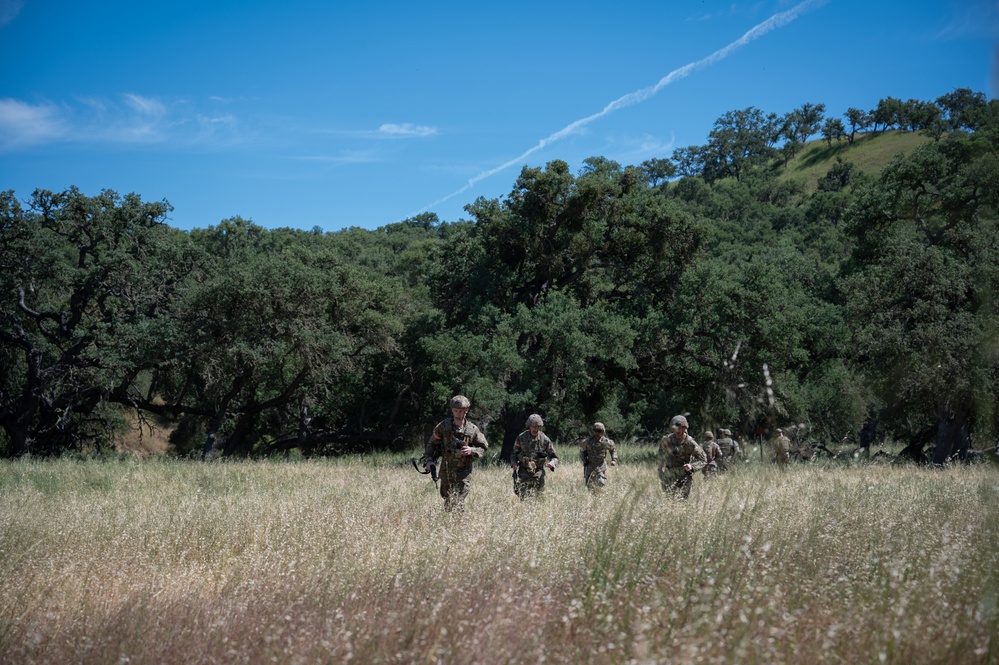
[1,88,996,463]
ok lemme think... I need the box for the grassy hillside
[779,131,931,192]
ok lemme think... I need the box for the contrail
[416,0,828,216]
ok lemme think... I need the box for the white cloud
[107,93,170,141]
[0,93,246,150]
[0,0,23,26]
[934,0,999,40]
[0,99,65,149]
[196,113,236,128]
[295,149,381,165]
[605,133,677,164]
[123,93,168,117]
[377,123,437,138]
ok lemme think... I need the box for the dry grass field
[0,451,996,664]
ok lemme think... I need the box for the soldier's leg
[519,479,540,500]
[439,470,452,501]
[439,469,468,511]
[588,465,607,492]
[446,472,472,511]
[663,470,691,499]
[679,474,693,499]
[661,469,681,494]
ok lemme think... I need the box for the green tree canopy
[0,188,190,456]
[841,125,999,459]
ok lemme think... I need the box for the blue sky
[1,0,996,232]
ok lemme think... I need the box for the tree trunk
[201,370,253,460]
[500,409,527,464]
[7,350,44,457]
[933,405,970,464]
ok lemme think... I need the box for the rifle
[669,459,698,492]
[529,450,551,467]
[512,468,519,495]
[411,458,438,489]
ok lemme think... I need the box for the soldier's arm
[421,425,444,466]
[545,437,559,470]
[511,437,521,468]
[687,442,707,471]
[608,439,618,464]
[469,427,488,457]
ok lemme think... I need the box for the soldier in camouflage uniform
[772,427,792,467]
[715,428,742,471]
[511,414,559,499]
[421,395,489,511]
[793,434,813,462]
[701,430,723,478]
[657,415,707,499]
[580,422,617,492]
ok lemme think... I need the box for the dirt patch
[113,411,174,457]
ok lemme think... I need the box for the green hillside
[779,131,931,192]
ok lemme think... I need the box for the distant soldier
[793,434,814,462]
[511,414,559,499]
[772,428,792,467]
[580,422,617,491]
[658,416,707,499]
[702,430,723,478]
[421,395,489,511]
[715,428,741,471]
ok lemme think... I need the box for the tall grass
[0,453,996,664]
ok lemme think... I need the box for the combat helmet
[450,395,470,409]
[526,414,544,428]
[671,415,689,428]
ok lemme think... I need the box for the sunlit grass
[780,130,930,192]
[0,452,996,664]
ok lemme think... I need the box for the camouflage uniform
[793,437,813,461]
[714,429,741,471]
[658,430,707,499]
[702,431,722,478]
[580,424,617,491]
[513,428,559,499]
[772,430,792,466]
[422,407,488,511]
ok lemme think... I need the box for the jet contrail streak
[416,0,828,216]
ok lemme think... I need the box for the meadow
[0,449,996,664]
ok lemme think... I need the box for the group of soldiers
[419,395,765,511]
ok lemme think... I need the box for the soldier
[580,422,617,491]
[702,430,723,478]
[715,428,742,471]
[772,427,792,466]
[421,395,489,511]
[657,415,707,499]
[793,433,814,462]
[511,414,559,499]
